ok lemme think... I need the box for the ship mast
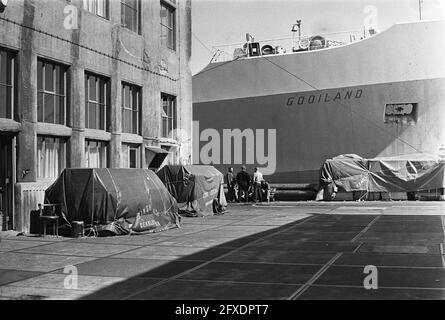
[291,20,302,42]
[419,0,423,20]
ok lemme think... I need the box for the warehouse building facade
[0,0,192,232]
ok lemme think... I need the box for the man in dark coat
[261,179,271,202]
[225,167,237,203]
[236,165,251,202]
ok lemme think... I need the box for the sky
[190,0,445,75]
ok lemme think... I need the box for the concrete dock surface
[0,201,444,300]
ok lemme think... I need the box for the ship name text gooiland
[286,88,363,106]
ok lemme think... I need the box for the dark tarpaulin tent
[156,165,227,216]
[317,153,445,199]
[44,168,181,235]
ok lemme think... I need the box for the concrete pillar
[110,133,122,168]
[68,3,85,168]
[140,0,160,142]
[178,0,192,164]
[108,5,123,168]
[16,34,37,183]
[68,64,85,168]
[14,0,37,232]
[109,67,122,168]
[109,54,122,167]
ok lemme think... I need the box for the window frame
[37,59,69,126]
[122,143,141,168]
[121,0,141,34]
[160,1,176,50]
[36,135,67,180]
[161,93,177,139]
[85,139,109,168]
[0,48,16,120]
[121,82,142,135]
[83,0,109,19]
[85,72,110,131]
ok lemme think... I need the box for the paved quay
[0,201,444,300]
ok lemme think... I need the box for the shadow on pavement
[78,216,316,300]
[77,212,445,300]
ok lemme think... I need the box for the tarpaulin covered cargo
[319,153,445,194]
[44,168,181,235]
[156,165,227,216]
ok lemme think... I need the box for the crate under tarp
[44,168,181,236]
[317,153,445,200]
[157,165,227,216]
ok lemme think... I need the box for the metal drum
[72,221,84,238]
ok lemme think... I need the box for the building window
[160,2,176,50]
[121,0,140,33]
[37,136,66,179]
[37,59,68,125]
[83,0,109,19]
[0,49,15,119]
[85,73,110,131]
[161,93,177,138]
[85,140,108,168]
[122,83,141,135]
[122,143,140,168]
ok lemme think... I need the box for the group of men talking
[225,166,271,203]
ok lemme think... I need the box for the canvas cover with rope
[156,165,227,216]
[319,153,445,193]
[44,168,181,236]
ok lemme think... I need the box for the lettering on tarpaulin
[137,204,153,216]
[136,213,162,229]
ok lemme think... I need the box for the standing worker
[261,179,271,202]
[236,165,251,203]
[253,167,263,203]
[225,167,237,203]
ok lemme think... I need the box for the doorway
[0,134,13,230]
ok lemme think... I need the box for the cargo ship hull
[193,20,445,184]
